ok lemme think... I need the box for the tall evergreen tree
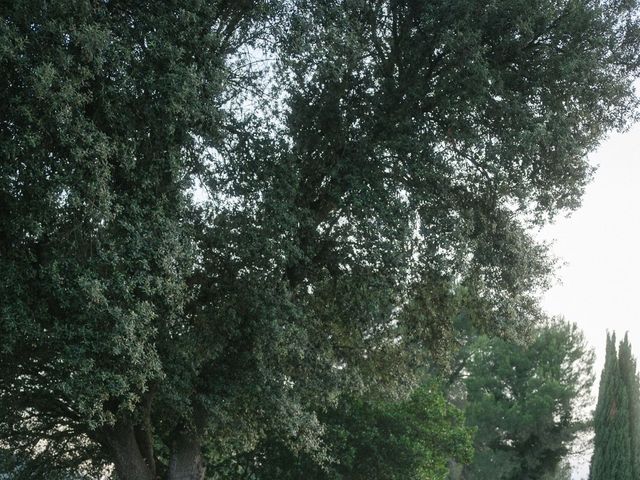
[589,332,611,480]
[618,333,640,477]
[462,320,594,480]
[590,333,640,480]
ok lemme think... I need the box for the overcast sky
[539,120,640,479]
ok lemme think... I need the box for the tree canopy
[462,320,594,480]
[1,1,640,479]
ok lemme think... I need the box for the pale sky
[539,120,640,479]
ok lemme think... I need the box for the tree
[463,320,595,480]
[618,333,640,478]
[590,333,640,480]
[590,333,621,480]
[1,1,640,479]
[212,379,474,479]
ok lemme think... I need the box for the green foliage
[1,0,640,478]
[590,333,640,480]
[618,333,640,478]
[0,447,101,480]
[211,380,473,480]
[463,320,594,480]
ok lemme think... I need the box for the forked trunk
[102,418,205,480]
[103,420,155,480]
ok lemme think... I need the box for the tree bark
[167,429,206,480]
[135,389,158,478]
[102,420,155,480]
[134,422,156,478]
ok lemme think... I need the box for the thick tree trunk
[135,390,158,478]
[134,422,157,478]
[103,420,155,480]
[167,430,206,480]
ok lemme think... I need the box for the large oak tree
[2,1,640,479]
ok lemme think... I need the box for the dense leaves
[461,320,594,480]
[1,0,639,478]
[211,381,473,479]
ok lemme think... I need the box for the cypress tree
[590,333,640,480]
[619,333,640,477]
